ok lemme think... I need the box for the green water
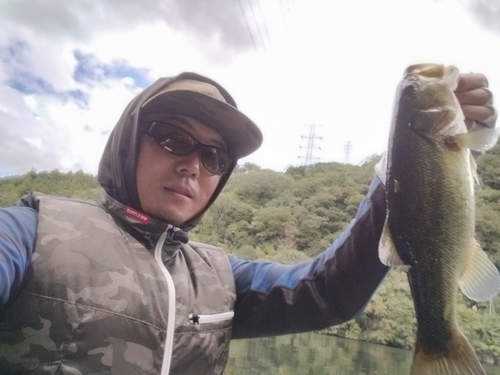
[226,332,500,375]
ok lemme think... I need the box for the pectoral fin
[451,128,499,152]
[469,151,479,185]
[378,218,407,267]
[459,241,500,301]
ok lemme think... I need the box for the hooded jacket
[98,72,247,231]
[0,73,389,375]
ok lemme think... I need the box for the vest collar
[99,191,189,252]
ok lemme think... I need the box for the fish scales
[379,63,500,375]
[389,104,472,349]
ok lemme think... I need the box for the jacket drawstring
[155,225,177,375]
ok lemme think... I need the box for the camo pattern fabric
[0,195,236,374]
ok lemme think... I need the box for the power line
[253,0,272,48]
[344,141,352,164]
[298,124,322,168]
[279,0,289,29]
[246,0,267,52]
[238,0,258,53]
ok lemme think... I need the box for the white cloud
[0,85,71,175]
[0,0,499,177]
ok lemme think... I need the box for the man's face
[136,114,225,226]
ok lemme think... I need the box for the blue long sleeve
[0,206,37,305]
[229,177,389,339]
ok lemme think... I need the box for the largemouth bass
[379,63,500,375]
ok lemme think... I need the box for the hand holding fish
[455,73,497,130]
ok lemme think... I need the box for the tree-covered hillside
[0,169,101,207]
[1,147,500,365]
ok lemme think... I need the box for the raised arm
[230,177,388,339]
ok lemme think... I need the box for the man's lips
[164,186,193,199]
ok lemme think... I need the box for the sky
[0,0,499,177]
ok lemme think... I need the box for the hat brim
[141,90,263,159]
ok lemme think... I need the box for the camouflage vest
[0,195,236,375]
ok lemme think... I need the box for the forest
[1,145,500,365]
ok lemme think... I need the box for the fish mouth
[405,63,445,77]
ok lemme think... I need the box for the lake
[225,332,500,375]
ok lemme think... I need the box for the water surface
[226,333,500,375]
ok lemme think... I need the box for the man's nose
[176,151,202,178]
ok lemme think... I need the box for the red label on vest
[124,206,151,224]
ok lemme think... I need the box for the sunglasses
[146,121,232,176]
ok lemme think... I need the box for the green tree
[229,170,294,206]
[477,143,500,190]
[250,206,297,247]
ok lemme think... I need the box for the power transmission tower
[298,124,322,168]
[344,141,352,164]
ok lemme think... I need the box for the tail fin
[411,329,486,375]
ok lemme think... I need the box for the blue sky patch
[8,73,53,95]
[2,40,88,106]
[2,39,29,64]
[7,72,89,107]
[73,51,151,88]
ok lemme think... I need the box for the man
[0,71,496,374]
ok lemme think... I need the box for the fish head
[397,63,465,140]
[404,63,459,89]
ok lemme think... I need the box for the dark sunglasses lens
[202,148,231,175]
[149,122,232,175]
[150,124,195,155]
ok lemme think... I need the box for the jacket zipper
[154,226,176,375]
[189,311,235,324]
